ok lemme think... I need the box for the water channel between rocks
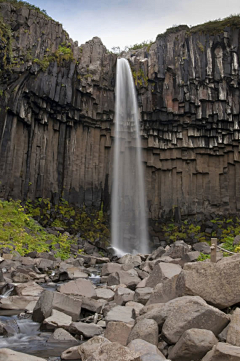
[0,272,101,360]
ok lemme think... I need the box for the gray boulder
[146,275,179,305]
[57,279,97,298]
[105,305,135,325]
[61,346,80,360]
[114,287,135,305]
[168,328,218,361]
[134,287,153,305]
[176,255,240,309]
[146,262,181,288]
[43,309,72,330]
[0,348,46,361]
[128,339,166,359]
[78,336,111,360]
[202,342,240,360]
[104,321,133,345]
[84,341,140,361]
[227,308,240,346]
[107,270,141,290]
[32,290,82,322]
[47,328,79,345]
[69,321,103,338]
[162,296,230,344]
[101,262,122,276]
[127,318,158,346]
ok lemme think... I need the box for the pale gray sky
[26,0,240,50]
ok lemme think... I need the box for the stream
[0,272,101,360]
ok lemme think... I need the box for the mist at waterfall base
[111,58,149,256]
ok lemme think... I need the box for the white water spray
[111,58,149,254]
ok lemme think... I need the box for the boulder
[65,267,88,279]
[125,301,144,316]
[57,279,97,298]
[81,296,106,313]
[107,270,141,290]
[32,290,82,322]
[84,341,140,361]
[168,328,218,361]
[0,348,46,361]
[114,287,135,305]
[127,318,158,346]
[227,308,240,346]
[78,336,111,360]
[101,263,122,276]
[193,242,211,254]
[164,241,189,259]
[104,321,133,345]
[118,254,142,267]
[105,305,135,325]
[15,281,44,297]
[69,322,103,338]
[146,262,181,288]
[146,275,179,305]
[180,251,200,264]
[128,339,165,358]
[148,247,166,261]
[61,346,80,360]
[47,328,79,345]
[134,288,153,305]
[202,342,240,360]
[0,296,38,310]
[42,309,72,330]
[176,255,240,309]
[138,355,168,361]
[161,296,230,344]
[96,288,115,301]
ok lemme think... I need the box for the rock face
[1,2,240,220]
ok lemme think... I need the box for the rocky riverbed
[1,240,240,360]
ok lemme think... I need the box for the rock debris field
[1,240,240,360]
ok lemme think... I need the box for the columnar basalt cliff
[0,2,240,221]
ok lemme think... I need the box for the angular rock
[42,309,72,330]
[148,247,166,261]
[118,254,142,267]
[176,255,240,308]
[146,262,181,288]
[138,355,167,361]
[65,267,88,279]
[146,275,179,305]
[168,328,218,361]
[0,348,46,361]
[101,263,122,276]
[126,301,144,316]
[105,305,135,325]
[127,318,159,346]
[96,288,115,301]
[227,308,240,346]
[202,342,240,360]
[107,270,141,290]
[81,296,106,313]
[32,290,82,322]
[47,328,79,345]
[15,281,44,297]
[57,279,97,298]
[0,296,38,310]
[180,251,200,264]
[69,321,103,338]
[128,339,165,358]
[161,296,230,344]
[193,242,211,254]
[61,346,80,360]
[114,287,135,305]
[164,241,190,259]
[78,336,111,360]
[85,341,140,361]
[134,287,153,305]
[104,321,133,345]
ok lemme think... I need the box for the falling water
[111,58,149,255]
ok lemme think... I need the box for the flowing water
[111,58,149,255]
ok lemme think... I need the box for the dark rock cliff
[0,2,240,221]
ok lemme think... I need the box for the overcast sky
[27,0,239,50]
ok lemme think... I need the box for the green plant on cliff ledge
[132,69,148,87]
[189,14,240,35]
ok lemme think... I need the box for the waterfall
[111,58,149,255]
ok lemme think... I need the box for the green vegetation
[0,14,13,70]
[0,0,52,20]
[25,197,110,244]
[33,43,74,72]
[189,14,240,35]
[157,25,189,39]
[132,68,148,87]
[197,252,210,261]
[0,199,76,259]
